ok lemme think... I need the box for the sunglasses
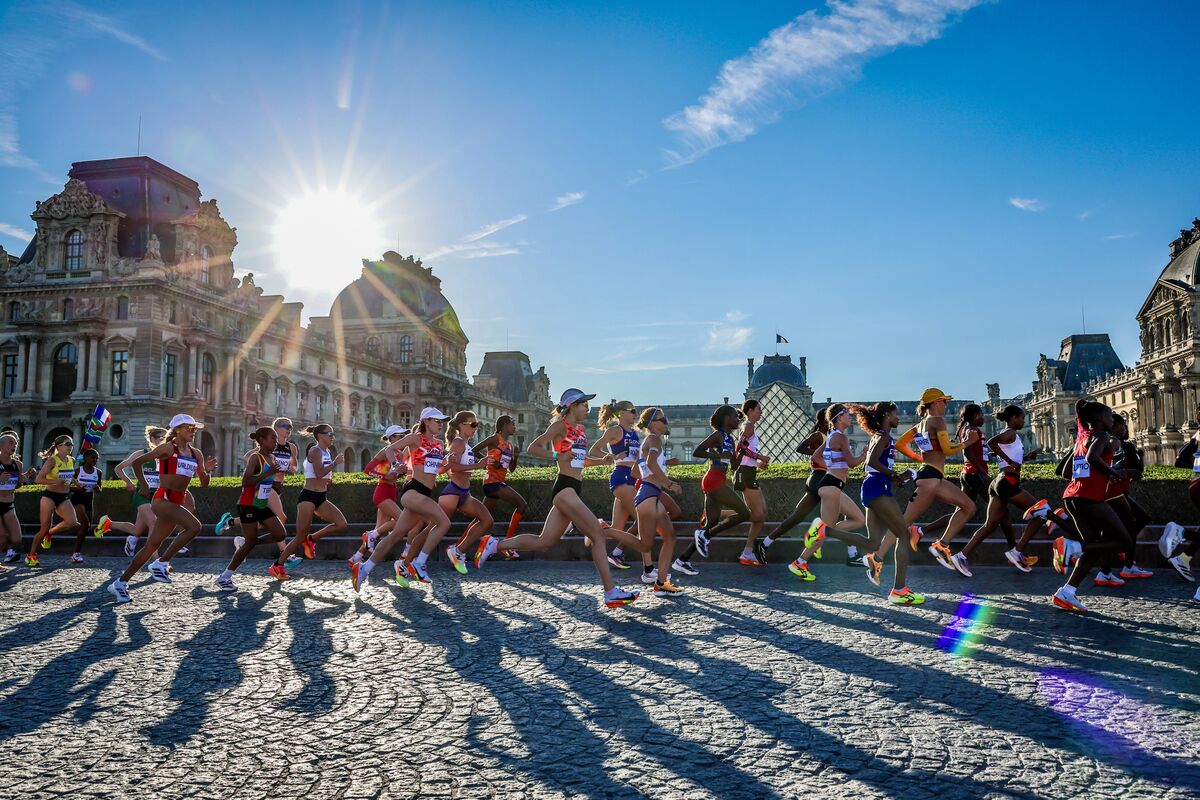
[463,421,479,428]
[654,416,669,424]
[276,424,292,430]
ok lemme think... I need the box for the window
[365,400,375,430]
[200,246,211,283]
[352,368,359,385]
[116,296,129,320]
[254,380,266,408]
[64,229,84,271]
[399,335,413,364]
[169,301,177,324]
[367,372,374,389]
[7,302,18,322]
[401,379,410,394]
[518,413,525,424]
[334,397,343,421]
[110,350,129,396]
[367,336,380,355]
[276,385,286,413]
[164,353,177,399]
[2,354,16,398]
[315,393,325,418]
[52,343,77,401]
[318,358,326,376]
[62,299,74,321]
[297,391,307,415]
[201,354,215,403]
[398,408,412,429]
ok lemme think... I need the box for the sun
[273,190,384,290]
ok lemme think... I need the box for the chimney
[747,358,755,385]
[723,396,729,405]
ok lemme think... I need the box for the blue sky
[3,1,1199,405]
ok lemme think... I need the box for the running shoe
[1093,572,1125,587]
[233,535,246,552]
[928,541,955,570]
[408,560,431,584]
[950,552,973,577]
[788,560,815,581]
[350,560,365,593]
[1052,537,1066,575]
[394,560,410,588]
[124,535,137,557]
[364,529,380,552]
[640,568,659,585]
[95,515,112,537]
[603,587,639,608]
[804,518,826,552]
[1051,507,1071,524]
[1119,565,1153,579]
[738,550,764,566]
[608,552,631,570]
[1194,585,1200,603]
[1168,555,1194,582]
[216,575,237,592]
[215,512,234,535]
[447,545,468,574]
[302,537,316,560]
[1004,548,1032,573]
[474,535,498,569]
[25,554,39,567]
[1052,587,1088,612]
[845,546,865,567]
[888,587,925,605]
[2,550,18,564]
[148,561,172,583]
[285,555,303,568]
[177,547,189,556]
[503,549,520,560]
[70,552,83,564]
[693,529,710,558]
[753,538,769,565]
[864,553,882,587]
[108,581,131,603]
[672,559,699,576]
[653,580,682,595]
[267,564,290,581]
[1025,556,1040,567]
[908,525,923,552]
[40,534,51,550]
[1022,499,1050,521]
[1159,522,1186,560]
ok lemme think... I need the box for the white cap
[383,424,407,438]
[169,413,204,429]
[557,388,596,407]
[419,407,450,422]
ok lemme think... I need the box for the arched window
[201,354,215,403]
[52,343,77,401]
[399,335,413,364]
[116,296,129,320]
[62,299,73,321]
[366,336,380,355]
[64,229,84,271]
[200,246,211,284]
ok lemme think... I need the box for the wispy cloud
[425,240,524,260]
[58,3,168,62]
[463,213,527,242]
[625,169,649,186]
[1078,209,1095,220]
[0,222,33,242]
[1103,232,1136,241]
[1009,196,1045,212]
[703,310,753,353]
[663,0,983,167]
[548,191,586,212]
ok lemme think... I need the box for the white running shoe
[233,536,246,552]
[1168,555,1194,582]
[693,529,710,558]
[640,568,659,584]
[366,529,380,552]
[215,575,237,592]
[148,561,172,583]
[177,547,189,556]
[124,535,137,557]
[1052,586,1088,612]
[70,552,84,564]
[672,559,699,576]
[1094,571,1125,586]
[1159,522,1186,560]
[108,580,131,603]
[1005,548,1032,573]
[950,552,973,577]
[285,555,303,568]
[1194,585,1200,602]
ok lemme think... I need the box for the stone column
[18,420,31,465]
[187,344,198,396]
[75,337,88,392]
[14,338,26,397]
[25,339,38,395]
[89,338,101,393]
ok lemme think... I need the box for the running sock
[4,549,13,559]
[613,547,624,559]
[506,512,523,537]
[219,569,232,581]
[414,551,429,568]
[360,559,375,577]
[643,564,653,574]
[349,551,363,564]
[762,536,774,548]
[846,545,858,559]
[1182,553,1193,566]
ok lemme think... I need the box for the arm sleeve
[895,428,921,462]
[937,428,967,456]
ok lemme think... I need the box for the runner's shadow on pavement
[281,591,346,714]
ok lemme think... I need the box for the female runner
[108,414,215,602]
[474,389,641,608]
[351,408,456,588]
[356,425,409,563]
[921,405,1010,549]
[26,435,80,566]
[216,427,289,591]
[102,426,167,556]
[68,448,103,563]
[473,416,527,555]
[674,405,748,574]
[590,400,639,570]
[633,407,683,594]
[1094,413,1153,585]
[758,408,834,564]
[732,399,770,565]
[0,432,28,565]
[440,411,494,573]
[292,424,347,562]
[222,417,302,567]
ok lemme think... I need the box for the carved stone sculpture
[146,234,162,261]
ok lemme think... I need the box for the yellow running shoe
[888,587,925,605]
[788,560,816,581]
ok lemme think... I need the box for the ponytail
[598,401,635,430]
[250,426,275,445]
[636,407,662,431]
[445,411,475,449]
[301,423,333,438]
[38,434,72,460]
[851,402,896,436]
[144,425,167,444]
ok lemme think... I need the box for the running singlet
[809,433,827,471]
[303,446,334,479]
[961,427,986,474]
[709,432,735,471]
[913,421,940,455]
[272,442,293,473]
[609,427,640,466]
[159,444,199,480]
[486,437,514,484]
[410,435,444,475]
[75,465,100,492]
[1108,441,1140,498]
[238,453,275,507]
[0,460,20,491]
[866,436,895,474]
[822,432,849,470]
[1063,434,1111,502]
[48,453,74,484]
[554,422,588,469]
[638,440,668,477]
[994,434,1024,472]
[739,428,760,468]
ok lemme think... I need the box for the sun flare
[273,190,384,290]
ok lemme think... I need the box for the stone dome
[749,354,806,389]
[328,251,464,338]
[1158,221,1200,288]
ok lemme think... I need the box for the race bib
[1193,454,1200,473]
[423,455,442,474]
[886,456,895,470]
[914,433,933,452]
[982,445,990,462]
[499,454,511,469]
[1071,456,1091,480]
[175,457,198,478]
[256,480,274,500]
[274,455,291,471]
[57,469,75,483]
[144,471,160,489]
[570,446,586,469]
[0,474,18,491]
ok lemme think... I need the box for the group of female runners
[1,385,1197,611]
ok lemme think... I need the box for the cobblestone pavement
[0,557,1197,800]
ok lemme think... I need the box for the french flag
[90,404,112,432]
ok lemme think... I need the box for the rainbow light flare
[936,592,995,658]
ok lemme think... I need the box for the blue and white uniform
[608,426,640,491]
[635,439,669,506]
[860,435,895,506]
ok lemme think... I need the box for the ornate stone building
[0,156,552,476]
[1025,334,1126,456]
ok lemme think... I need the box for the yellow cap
[920,388,953,405]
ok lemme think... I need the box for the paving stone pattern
[0,558,1197,800]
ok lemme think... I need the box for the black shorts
[70,491,94,514]
[551,474,583,500]
[914,465,944,482]
[989,472,1021,500]
[733,466,759,492]
[483,481,508,496]
[818,473,845,491]
[805,470,826,498]
[42,490,71,507]
[960,472,988,495]
[399,479,434,508]
[0,500,13,516]
[238,504,276,525]
[297,489,327,508]
[271,482,283,494]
